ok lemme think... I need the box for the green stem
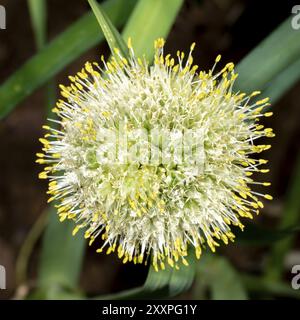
[16,210,48,286]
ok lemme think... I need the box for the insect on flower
[37,38,274,271]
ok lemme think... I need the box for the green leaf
[28,0,56,115]
[87,0,129,59]
[196,254,248,300]
[97,253,196,300]
[37,207,86,291]
[235,17,300,93]
[27,0,47,50]
[0,0,137,119]
[262,56,300,104]
[122,0,184,60]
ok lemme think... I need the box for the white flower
[37,38,274,271]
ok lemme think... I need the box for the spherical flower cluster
[37,38,274,271]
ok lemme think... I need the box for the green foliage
[0,0,136,119]
[122,0,183,60]
[235,18,300,94]
[195,254,248,300]
[27,0,47,49]
[88,0,129,58]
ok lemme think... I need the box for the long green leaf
[27,0,56,116]
[122,0,183,60]
[235,18,300,93]
[0,0,137,119]
[262,56,300,104]
[87,0,129,58]
[27,0,47,50]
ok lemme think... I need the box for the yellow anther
[36,153,44,158]
[195,246,202,259]
[47,197,55,203]
[256,97,269,105]
[38,172,47,179]
[72,226,80,236]
[127,37,132,49]
[264,194,273,200]
[263,182,271,186]
[257,201,264,208]
[260,169,270,173]
[84,231,91,239]
[215,54,221,62]
[264,112,273,117]
[250,91,261,97]
[182,258,189,266]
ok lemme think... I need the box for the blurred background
[0,0,299,299]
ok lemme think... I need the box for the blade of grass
[27,0,56,116]
[28,0,47,50]
[0,0,137,119]
[122,0,183,60]
[16,210,48,286]
[235,17,300,93]
[87,0,129,58]
[262,56,300,104]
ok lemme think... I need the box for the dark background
[0,0,299,299]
